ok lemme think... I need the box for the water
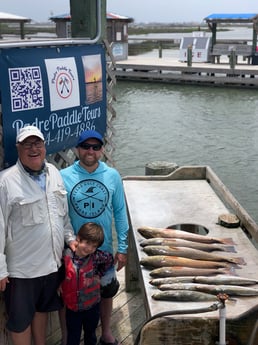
[111,81,258,223]
[129,26,253,41]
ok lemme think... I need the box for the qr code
[9,66,44,112]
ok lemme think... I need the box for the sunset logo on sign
[45,57,80,111]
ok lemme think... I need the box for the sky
[0,0,257,23]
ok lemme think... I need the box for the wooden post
[20,22,25,39]
[229,48,236,69]
[187,45,192,67]
[158,42,162,58]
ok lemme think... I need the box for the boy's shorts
[100,266,120,298]
[4,271,63,332]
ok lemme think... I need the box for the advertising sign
[0,44,106,167]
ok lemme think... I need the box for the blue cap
[77,130,103,146]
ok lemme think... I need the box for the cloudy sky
[0,0,257,23]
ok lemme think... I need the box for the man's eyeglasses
[79,143,102,151]
[20,140,45,149]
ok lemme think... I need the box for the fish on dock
[193,275,258,286]
[149,266,234,278]
[152,290,218,302]
[142,245,245,265]
[150,275,258,286]
[140,237,236,253]
[140,255,231,269]
[138,226,235,245]
[158,283,258,296]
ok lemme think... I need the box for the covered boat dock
[204,13,258,63]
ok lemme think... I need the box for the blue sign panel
[0,44,106,167]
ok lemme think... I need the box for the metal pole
[219,306,226,345]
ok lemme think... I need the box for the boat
[123,165,258,345]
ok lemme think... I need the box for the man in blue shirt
[61,130,129,345]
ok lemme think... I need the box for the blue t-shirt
[61,161,129,254]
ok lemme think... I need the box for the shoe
[98,338,119,345]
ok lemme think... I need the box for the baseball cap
[77,130,103,146]
[16,126,45,143]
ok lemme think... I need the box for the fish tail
[218,266,237,276]
[221,238,236,245]
[223,245,237,253]
[233,257,246,265]
[228,266,237,276]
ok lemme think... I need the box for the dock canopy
[205,13,258,23]
[204,13,258,51]
[0,11,31,39]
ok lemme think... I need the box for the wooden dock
[115,56,258,88]
[95,269,145,345]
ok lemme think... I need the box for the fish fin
[221,238,236,245]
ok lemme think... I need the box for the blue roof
[205,13,258,21]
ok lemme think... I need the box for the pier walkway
[115,55,258,88]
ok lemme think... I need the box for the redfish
[138,226,235,245]
[142,245,245,265]
[140,237,236,253]
[140,255,230,269]
[149,266,233,278]
[152,290,218,302]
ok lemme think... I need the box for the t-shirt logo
[70,179,109,218]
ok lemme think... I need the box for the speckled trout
[138,226,235,244]
[143,245,245,265]
[140,255,230,269]
[140,237,236,253]
[158,283,258,296]
[149,266,234,278]
[152,290,218,302]
[150,275,258,286]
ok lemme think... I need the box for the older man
[0,125,76,345]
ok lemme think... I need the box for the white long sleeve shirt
[0,159,75,279]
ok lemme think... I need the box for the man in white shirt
[0,126,76,345]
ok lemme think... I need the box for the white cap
[16,126,45,143]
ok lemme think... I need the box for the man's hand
[114,252,127,271]
[68,240,78,252]
[0,277,9,292]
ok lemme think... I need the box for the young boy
[61,222,116,345]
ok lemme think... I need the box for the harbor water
[112,81,258,224]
